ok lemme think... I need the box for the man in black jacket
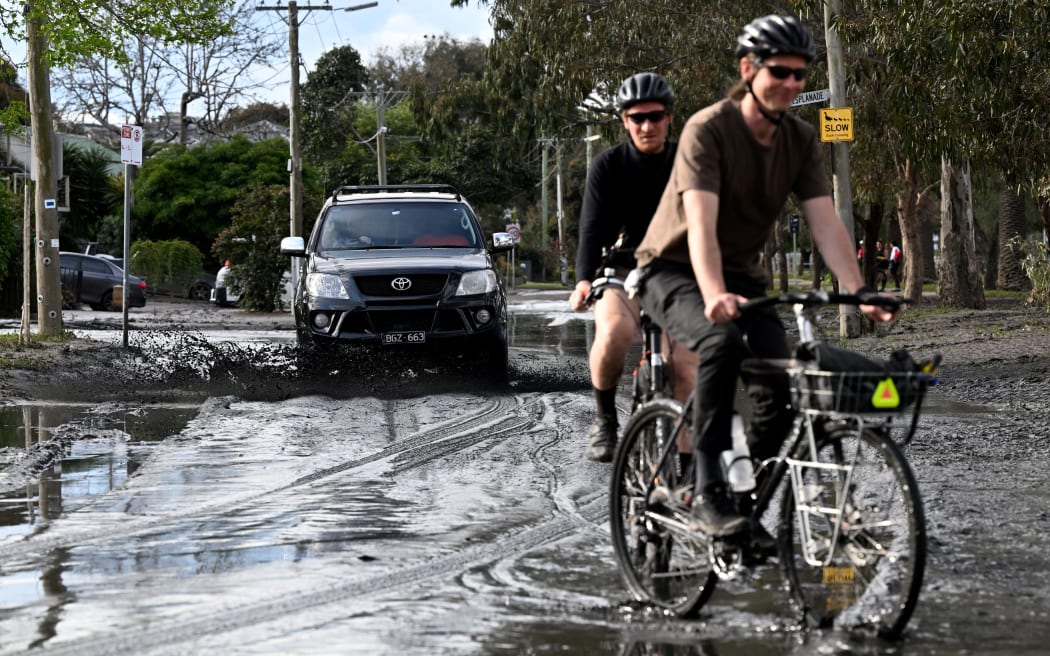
[569,72,696,462]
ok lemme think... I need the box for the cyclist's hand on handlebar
[705,292,749,324]
[856,287,902,322]
[569,280,592,312]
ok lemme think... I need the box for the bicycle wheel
[778,422,926,637]
[609,398,717,617]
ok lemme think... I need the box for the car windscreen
[317,201,480,252]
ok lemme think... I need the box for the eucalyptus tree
[2,0,233,336]
[845,1,1050,308]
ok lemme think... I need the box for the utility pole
[26,7,62,337]
[540,138,549,246]
[823,0,859,337]
[256,1,376,275]
[554,143,567,285]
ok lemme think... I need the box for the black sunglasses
[761,63,808,81]
[625,110,670,125]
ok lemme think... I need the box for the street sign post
[791,88,830,107]
[119,125,143,347]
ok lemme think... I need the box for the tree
[300,45,370,167]
[212,184,319,312]
[59,141,119,248]
[131,136,291,267]
[2,0,234,336]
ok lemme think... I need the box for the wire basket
[788,368,929,414]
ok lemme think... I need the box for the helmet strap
[745,81,784,127]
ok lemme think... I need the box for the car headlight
[455,269,498,296]
[306,272,349,299]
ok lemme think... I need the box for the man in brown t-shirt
[634,15,896,538]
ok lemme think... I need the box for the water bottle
[721,414,756,492]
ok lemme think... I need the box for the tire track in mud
[0,396,535,571]
[30,487,611,656]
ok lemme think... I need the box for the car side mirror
[492,232,514,252]
[280,236,306,256]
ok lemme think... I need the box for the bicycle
[584,262,671,414]
[608,290,940,638]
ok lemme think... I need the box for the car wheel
[189,282,211,301]
[100,290,117,312]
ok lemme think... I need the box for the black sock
[594,387,617,421]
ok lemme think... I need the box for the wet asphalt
[0,293,1048,655]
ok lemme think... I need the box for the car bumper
[298,296,506,347]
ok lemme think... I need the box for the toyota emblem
[391,276,412,291]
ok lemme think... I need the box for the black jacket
[575,139,676,282]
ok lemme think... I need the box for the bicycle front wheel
[778,422,926,637]
[609,398,717,617]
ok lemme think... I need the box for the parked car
[280,184,514,372]
[149,273,216,301]
[59,252,147,311]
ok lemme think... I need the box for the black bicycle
[609,290,940,638]
[584,262,672,414]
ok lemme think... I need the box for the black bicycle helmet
[734,14,817,63]
[614,72,675,112]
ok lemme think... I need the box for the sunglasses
[626,110,670,125]
[761,63,808,81]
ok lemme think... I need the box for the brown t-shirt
[635,98,830,284]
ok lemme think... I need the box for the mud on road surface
[1,294,1049,655]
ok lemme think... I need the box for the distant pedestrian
[887,240,902,290]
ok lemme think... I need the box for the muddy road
[1,293,1049,655]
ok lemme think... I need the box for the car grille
[352,308,465,334]
[354,274,449,297]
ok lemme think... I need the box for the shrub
[129,239,204,296]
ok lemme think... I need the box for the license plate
[381,331,426,345]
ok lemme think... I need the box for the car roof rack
[330,184,461,201]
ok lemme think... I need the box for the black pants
[637,260,794,462]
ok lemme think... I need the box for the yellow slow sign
[820,107,853,142]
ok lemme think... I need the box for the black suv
[280,184,514,370]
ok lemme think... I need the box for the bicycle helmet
[614,72,675,112]
[734,14,817,63]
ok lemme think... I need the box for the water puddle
[0,401,199,538]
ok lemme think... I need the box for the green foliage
[129,239,204,297]
[1020,238,1050,311]
[212,185,317,312]
[0,185,20,288]
[5,1,234,68]
[301,45,370,166]
[59,141,119,247]
[131,136,290,266]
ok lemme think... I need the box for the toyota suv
[280,184,514,372]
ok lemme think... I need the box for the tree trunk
[985,229,999,290]
[775,214,788,293]
[937,156,985,309]
[1037,195,1050,243]
[27,11,63,337]
[860,201,883,289]
[996,187,1030,290]
[895,159,925,304]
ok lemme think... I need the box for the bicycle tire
[609,398,717,617]
[778,422,926,637]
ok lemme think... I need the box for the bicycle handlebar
[582,273,625,306]
[738,289,907,314]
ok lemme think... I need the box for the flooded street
[1,293,1049,655]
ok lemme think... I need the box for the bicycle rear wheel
[778,422,926,637]
[609,399,717,617]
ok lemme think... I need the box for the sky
[245,0,494,105]
[2,0,494,111]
